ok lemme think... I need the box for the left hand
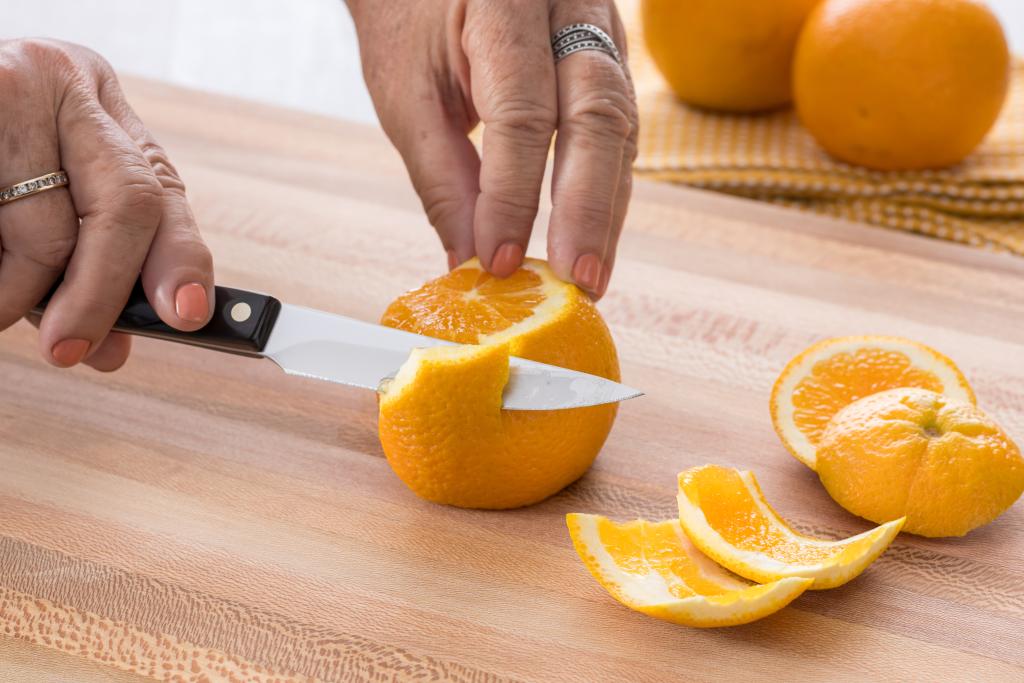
[0,39,214,371]
[347,0,638,299]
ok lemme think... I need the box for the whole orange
[642,0,820,112]
[793,0,1011,170]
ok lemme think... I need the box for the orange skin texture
[793,0,1011,170]
[378,270,620,509]
[642,0,820,112]
[817,388,1024,537]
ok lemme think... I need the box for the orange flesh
[596,518,741,598]
[681,466,841,564]
[792,348,944,446]
[380,268,546,344]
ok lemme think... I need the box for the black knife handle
[32,280,281,358]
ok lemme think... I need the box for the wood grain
[1,76,1023,682]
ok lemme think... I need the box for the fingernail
[175,282,209,323]
[447,249,458,271]
[51,338,90,367]
[490,242,524,277]
[572,253,604,293]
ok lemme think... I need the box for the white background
[3,0,1022,127]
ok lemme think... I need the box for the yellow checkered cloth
[626,4,1024,255]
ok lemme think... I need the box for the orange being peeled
[377,259,620,509]
[817,388,1024,537]
[793,0,1011,170]
[641,0,819,112]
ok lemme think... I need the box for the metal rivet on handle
[230,301,252,323]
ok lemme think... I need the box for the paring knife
[33,283,642,411]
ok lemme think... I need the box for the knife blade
[33,282,642,411]
[261,303,640,410]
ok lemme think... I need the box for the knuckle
[102,175,164,228]
[482,169,542,217]
[567,92,634,142]
[490,101,557,143]
[484,193,539,224]
[419,184,466,233]
[155,171,186,194]
[166,233,214,273]
[137,139,184,191]
[82,46,115,78]
[410,172,472,243]
[74,291,130,321]
[14,38,78,75]
[23,233,77,271]
[561,189,614,228]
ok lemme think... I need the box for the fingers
[465,0,557,276]
[0,170,78,333]
[35,89,163,366]
[0,45,78,332]
[356,3,481,270]
[0,40,212,370]
[24,313,131,372]
[380,104,481,269]
[95,65,215,329]
[547,2,637,299]
[410,127,481,270]
[82,332,132,372]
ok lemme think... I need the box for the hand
[348,0,637,299]
[0,39,214,370]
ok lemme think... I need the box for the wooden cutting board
[2,77,1023,683]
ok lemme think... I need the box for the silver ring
[551,23,622,65]
[0,170,69,206]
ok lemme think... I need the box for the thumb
[95,69,215,330]
[139,187,215,331]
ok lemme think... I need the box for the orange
[770,336,975,470]
[793,0,1011,170]
[377,258,620,509]
[817,388,1024,537]
[642,0,820,112]
[566,513,812,627]
[677,465,904,589]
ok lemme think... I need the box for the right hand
[349,0,638,300]
[0,38,214,371]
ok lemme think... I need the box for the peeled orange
[770,336,975,470]
[566,513,812,627]
[818,388,1024,537]
[677,465,904,589]
[793,0,1011,170]
[378,259,620,509]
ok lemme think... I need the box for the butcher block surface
[1,77,1023,682]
